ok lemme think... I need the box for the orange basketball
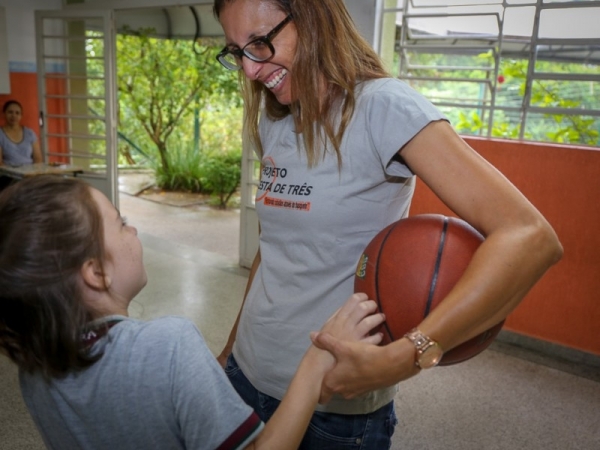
[354,214,503,365]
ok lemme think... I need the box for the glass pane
[386,0,600,145]
[532,79,600,110]
[543,0,598,3]
[439,106,491,136]
[404,79,490,104]
[496,58,528,107]
[406,14,500,39]
[539,7,600,39]
[524,112,599,146]
[536,46,600,72]
[503,6,535,37]
[71,118,106,136]
[411,0,503,6]
[490,109,524,139]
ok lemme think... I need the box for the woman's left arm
[400,120,562,349]
[313,120,563,400]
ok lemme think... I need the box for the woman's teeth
[265,69,288,89]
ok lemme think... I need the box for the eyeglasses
[217,14,293,71]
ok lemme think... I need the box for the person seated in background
[0,100,43,190]
[0,175,385,450]
[0,100,42,166]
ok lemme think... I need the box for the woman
[0,175,385,450]
[0,100,42,166]
[213,0,563,448]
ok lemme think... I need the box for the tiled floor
[1,189,598,450]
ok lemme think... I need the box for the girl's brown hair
[214,0,389,167]
[0,176,106,379]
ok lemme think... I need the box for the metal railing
[377,0,600,147]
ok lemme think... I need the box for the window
[378,0,600,146]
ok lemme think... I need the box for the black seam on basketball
[425,217,448,317]
[375,222,399,341]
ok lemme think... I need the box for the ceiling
[114,3,600,65]
[116,4,223,40]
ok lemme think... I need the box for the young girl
[0,175,384,450]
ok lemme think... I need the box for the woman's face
[3,104,22,127]
[219,0,297,105]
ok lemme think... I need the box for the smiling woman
[212,1,562,449]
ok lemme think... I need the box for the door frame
[35,8,118,205]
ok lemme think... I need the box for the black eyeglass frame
[216,14,293,70]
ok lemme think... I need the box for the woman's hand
[304,293,385,382]
[311,330,420,403]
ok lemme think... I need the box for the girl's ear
[80,259,111,290]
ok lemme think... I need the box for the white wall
[0,0,62,72]
[0,7,9,93]
[345,0,377,47]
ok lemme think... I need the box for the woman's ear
[80,259,111,290]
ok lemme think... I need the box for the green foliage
[115,27,241,172]
[153,144,242,209]
[456,111,483,134]
[454,58,599,146]
[201,148,242,209]
[154,145,205,193]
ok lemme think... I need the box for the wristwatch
[403,328,444,369]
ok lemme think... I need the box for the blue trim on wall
[9,61,36,73]
[9,61,66,73]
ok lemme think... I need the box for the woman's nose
[242,58,263,81]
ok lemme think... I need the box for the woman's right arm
[0,145,4,165]
[216,249,261,367]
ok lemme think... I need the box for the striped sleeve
[216,411,264,450]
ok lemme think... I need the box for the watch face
[404,329,444,369]
[419,344,443,369]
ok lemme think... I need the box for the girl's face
[3,104,22,127]
[91,188,147,307]
[219,0,297,105]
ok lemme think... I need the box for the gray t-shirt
[233,78,447,414]
[0,126,37,165]
[20,316,263,450]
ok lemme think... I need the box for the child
[0,175,384,450]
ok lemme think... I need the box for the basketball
[354,214,504,365]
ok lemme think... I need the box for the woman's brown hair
[214,0,390,167]
[0,176,106,380]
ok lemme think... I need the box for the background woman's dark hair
[2,100,22,113]
[0,175,106,379]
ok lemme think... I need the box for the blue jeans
[225,354,397,450]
